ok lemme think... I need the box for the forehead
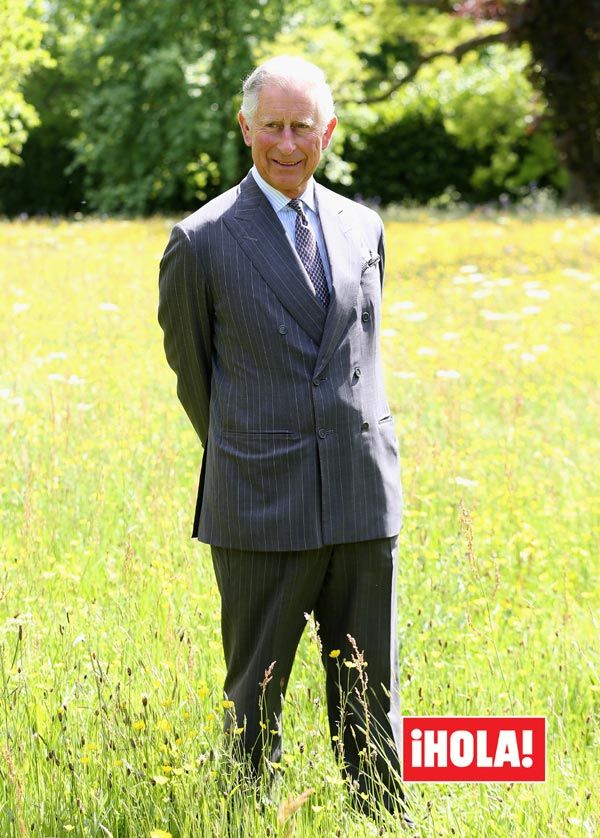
[255,82,319,122]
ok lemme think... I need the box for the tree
[0,0,50,166]
[361,0,600,207]
[48,0,286,214]
[268,0,565,203]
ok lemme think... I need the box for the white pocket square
[361,252,381,274]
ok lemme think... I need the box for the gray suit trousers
[211,537,403,808]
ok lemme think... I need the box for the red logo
[402,716,546,782]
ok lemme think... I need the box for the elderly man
[158,56,405,815]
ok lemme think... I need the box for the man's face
[238,82,337,199]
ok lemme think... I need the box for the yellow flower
[156,718,171,732]
[329,649,341,658]
[150,830,172,838]
[132,719,146,731]
[221,699,234,709]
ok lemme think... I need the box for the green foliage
[271,0,566,204]
[6,0,286,214]
[0,61,86,215]
[0,0,582,213]
[401,44,566,197]
[0,0,50,166]
[331,113,485,204]
[65,1,255,213]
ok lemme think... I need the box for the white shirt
[250,166,333,291]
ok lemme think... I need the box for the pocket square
[361,252,381,274]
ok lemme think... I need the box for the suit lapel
[223,175,326,345]
[314,184,362,378]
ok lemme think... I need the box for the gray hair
[240,56,335,128]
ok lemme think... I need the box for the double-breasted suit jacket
[158,173,402,551]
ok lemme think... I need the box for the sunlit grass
[0,214,598,836]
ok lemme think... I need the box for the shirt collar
[250,166,316,214]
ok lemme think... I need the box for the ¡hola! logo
[402,716,546,782]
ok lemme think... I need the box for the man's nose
[277,126,296,154]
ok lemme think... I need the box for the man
[158,56,405,815]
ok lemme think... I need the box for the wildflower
[156,718,171,732]
[329,649,341,658]
[221,699,234,709]
[454,477,478,488]
[132,720,146,731]
[150,830,172,838]
[480,310,521,321]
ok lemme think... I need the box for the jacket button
[361,421,369,431]
[318,428,327,439]
[313,378,320,386]
[361,311,370,322]
[354,367,361,378]
[278,324,288,335]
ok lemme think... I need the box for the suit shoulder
[175,184,241,236]
[316,183,383,230]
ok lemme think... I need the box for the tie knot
[288,198,304,215]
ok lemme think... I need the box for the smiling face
[238,81,337,199]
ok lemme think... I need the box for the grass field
[0,214,598,837]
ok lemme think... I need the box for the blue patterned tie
[288,199,330,308]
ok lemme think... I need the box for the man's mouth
[272,160,301,168]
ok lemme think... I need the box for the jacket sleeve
[158,224,213,446]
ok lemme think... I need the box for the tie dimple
[288,199,330,308]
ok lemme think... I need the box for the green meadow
[1,215,598,836]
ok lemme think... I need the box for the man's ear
[238,111,252,147]
[321,116,337,151]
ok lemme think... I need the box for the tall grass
[0,215,598,836]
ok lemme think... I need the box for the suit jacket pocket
[222,429,299,437]
[219,429,301,460]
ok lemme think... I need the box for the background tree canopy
[0,0,597,214]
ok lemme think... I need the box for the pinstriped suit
[158,172,404,807]
[159,173,402,549]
